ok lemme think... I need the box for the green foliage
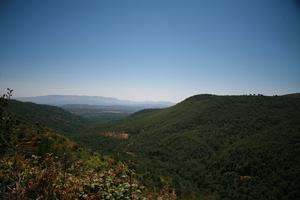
[86,113,129,124]
[0,153,148,200]
[6,92,300,199]
[6,100,88,136]
[0,91,176,199]
[0,88,17,154]
[80,94,300,199]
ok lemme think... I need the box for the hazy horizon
[1,0,300,102]
[15,94,175,103]
[12,92,300,105]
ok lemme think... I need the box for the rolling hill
[0,96,175,199]
[15,95,174,124]
[6,100,88,136]
[80,94,300,199]
[4,93,300,199]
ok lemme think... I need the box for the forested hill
[81,94,300,199]
[1,96,175,199]
[6,100,88,136]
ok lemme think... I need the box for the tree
[0,88,16,154]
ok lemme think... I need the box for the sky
[0,0,300,102]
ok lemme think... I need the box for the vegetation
[6,99,88,136]
[61,104,144,117]
[85,112,129,124]
[78,94,300,199]
[3,90,300,199]
[0,89,176,199]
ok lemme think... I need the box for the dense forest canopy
[1,90,300,199]
[78,94,300,199]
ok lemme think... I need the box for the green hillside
[1,94,176,199]
[7,100,88,136]
[80,94,300,199]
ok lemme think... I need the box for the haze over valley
[1,0,300,199]
[16,95,174,107]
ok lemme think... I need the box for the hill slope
[1,96,176,199]
[7,100,88,136]
[81,94,300,199]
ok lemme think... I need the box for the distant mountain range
[15,95,174,108]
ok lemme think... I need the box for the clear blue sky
[1,0,300,102]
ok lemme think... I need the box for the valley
[2,93,300,199]
[0,91,175,199]
[2,1,299,199]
